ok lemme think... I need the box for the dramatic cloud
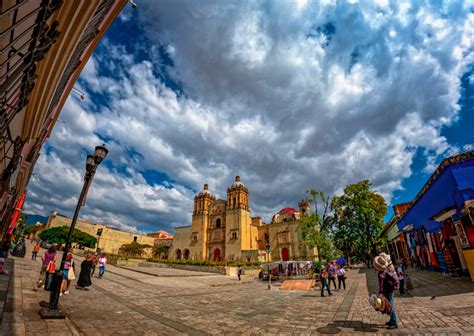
[25,1,473,233]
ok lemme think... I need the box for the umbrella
[336,257,347,266]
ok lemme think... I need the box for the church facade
[170,176,318,262]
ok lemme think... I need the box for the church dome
[278,207,297,216]
[197,183,214,197]
[228,175,247,190]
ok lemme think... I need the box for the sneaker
[60,293,63,297]
[387,324,398,329]
[64,291,69,295]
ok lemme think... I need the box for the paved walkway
[1,245,473,335]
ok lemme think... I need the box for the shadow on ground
[358,267,474,298]
[327,319,380,333]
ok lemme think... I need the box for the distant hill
[24,213,48,225]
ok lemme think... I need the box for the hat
[378,253,392,265]
[373,255,389,271]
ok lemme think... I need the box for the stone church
[170,176,318,262]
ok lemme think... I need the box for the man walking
[32,242,40,260]
[237,265,242,281]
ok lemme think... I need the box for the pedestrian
[237,265,242,281]
[38,246,56,286]
[374,254,399,329]
[337,264,346,290]
[328,261,337,290]
[32,242,40,260]
[76,255,93,290]
[60,253,75,296]
[0,234,12,258]
[91,254,98,276]
[98,253,107,278]
[319,265,331,297]
[396,260,406,295]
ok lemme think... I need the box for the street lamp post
[40,145,108,319]
[266,241,271,290]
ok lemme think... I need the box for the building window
[133,236,137,242]
[192,233,198,242]
[231,231,238,240]
[277,232,290,244]
[233,197,236,207]
[216,218,221,228]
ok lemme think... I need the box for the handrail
[0,0,27,18]
[0,6,41,38]
[0,23,36,54]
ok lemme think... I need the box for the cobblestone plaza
[1,245,473,335]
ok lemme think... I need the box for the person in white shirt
[396,261,406,295]
[336,264,346,290]
[98,254,107,278]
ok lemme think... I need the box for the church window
[216,218,221,228]
[233,197,236,207]
[231,231,238,240]
[133,236,137,242]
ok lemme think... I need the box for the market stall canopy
[397,152,474,233]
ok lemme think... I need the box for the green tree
[154,245,170,258]
[331,180,387,267]
[24,223,44,236]
[119,241,152,257]
[300,188,334,260]
[38,226,97,248]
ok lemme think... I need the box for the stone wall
[46,212,156,256]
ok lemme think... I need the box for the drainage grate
[316,326,341,334]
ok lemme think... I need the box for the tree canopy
[38,226,97,248]
[299,188,335,261]
[119,241,152,257]
[331,180,387,266]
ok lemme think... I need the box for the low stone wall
[115,259,259,276]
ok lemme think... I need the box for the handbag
[67,261,75,280]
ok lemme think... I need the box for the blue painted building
[394,151,474,281]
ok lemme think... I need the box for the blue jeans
[388,292,397,324]
[99,265,105,277]
[321,279,331,296]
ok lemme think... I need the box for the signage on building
[96,228,103,236]
[453,220,470,248]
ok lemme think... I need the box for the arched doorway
[175,249,182,260]
[183,249,190,260]
[281,247,289,261]
[214,248,221,261]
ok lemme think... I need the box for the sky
[24,0,473,234]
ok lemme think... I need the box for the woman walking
[38,246,56,286]
[98,254,107,278]
[60,253,75,296]
[337,264,346,290]
[76,255,93,290]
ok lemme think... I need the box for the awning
[7,192,26,234]
[397,156,474,233]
